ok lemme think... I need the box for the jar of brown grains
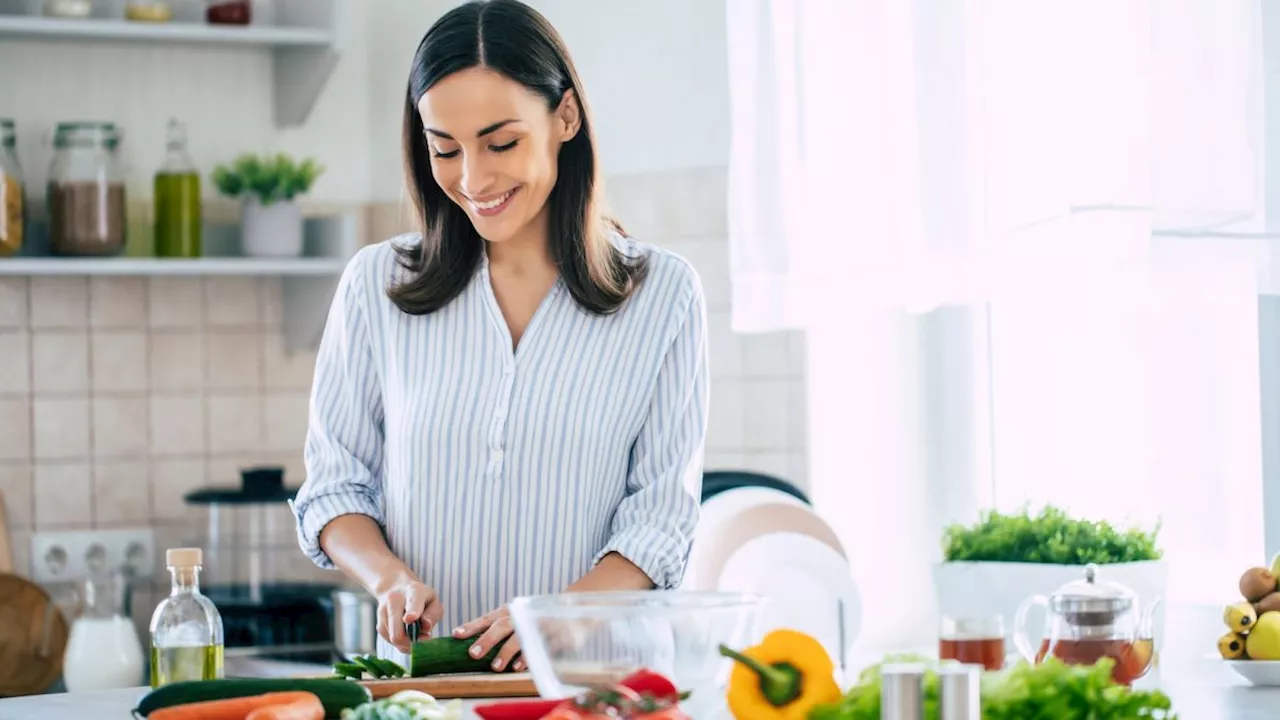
[47,122,127,257]
[0,120,24,257]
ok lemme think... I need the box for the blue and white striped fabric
[290,232,709,663]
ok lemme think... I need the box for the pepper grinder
[880,663,925,720]
[939,663,982,720]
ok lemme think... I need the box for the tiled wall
[0,273,331,632]
[0,165,808,639]
[604,166,809,487]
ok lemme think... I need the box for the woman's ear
[556,89,582,141]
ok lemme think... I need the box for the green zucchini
[409,636,501,676]
[133,677,371,718]
[371,657,406,677]
[352,655,384,677]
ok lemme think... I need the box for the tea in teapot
[1012,563,1159,685]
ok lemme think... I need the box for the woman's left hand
[454,606,524,672]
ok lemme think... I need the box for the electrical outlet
[29,528,156,585]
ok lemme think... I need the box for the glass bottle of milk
[149,548,225,687]
[62,570,145,692]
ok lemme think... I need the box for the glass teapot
[1012,563,1160,686]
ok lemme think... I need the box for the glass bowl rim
[509,589,766,618]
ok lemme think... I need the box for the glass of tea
[939,615,1006,671]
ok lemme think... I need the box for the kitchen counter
[0,687,495,720]
[0,657,1275,719]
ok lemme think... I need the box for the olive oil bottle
[153,117,201,258]
[149,548,225,688]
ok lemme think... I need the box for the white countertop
[1,656,1278,719]
[0,687,493,720]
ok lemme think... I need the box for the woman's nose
[460,153,495,195]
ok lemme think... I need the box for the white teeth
[473,190,514,211]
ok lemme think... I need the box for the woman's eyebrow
[424,119,520,140]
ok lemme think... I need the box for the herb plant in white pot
[933,506,1167,664]
[212,153,324,258]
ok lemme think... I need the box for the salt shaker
[880,663,925,720]
[939,663,982,720]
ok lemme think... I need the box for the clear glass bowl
[509,590,765,718]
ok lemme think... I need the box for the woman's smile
[467,186,521,217]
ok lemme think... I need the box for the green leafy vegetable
[212,152,324,206]
[942,505,1162,564]
[809,656,1177,720]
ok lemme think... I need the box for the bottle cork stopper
[166,547,202,568]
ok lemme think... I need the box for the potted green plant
[933,506,1167,656]
[212,152,324,258]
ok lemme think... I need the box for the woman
[290,0,708,673]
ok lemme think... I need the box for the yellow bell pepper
[718,629,843,720]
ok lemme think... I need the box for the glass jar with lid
[44,0,94,18]
[47,122,127,257]
[0,120,24,257]
[125,0,172,22]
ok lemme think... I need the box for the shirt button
[503,365,514,377]
[491,449,503,464]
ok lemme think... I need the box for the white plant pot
[241,197,303,258]
[932,560,1169,661]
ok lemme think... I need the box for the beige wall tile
[34,462,92,528]
[260,278,283,330]
[743,331,795,379]
[31,331,89,394]
[264,391,309,452]
[90,278,147,328]
[0,278,28,328]
[0,464,33,530]
[149,332,204,392]
[33,398,89,460]
[91,332,148,393]
[207,394,263,453]
[707,379,745,451]
[206,332,262,391]
[147,278,203,329]
[743,379,792,452]
[9,528,29,577]
[263,334,316,390]
[149,396,205,455]
[205,278,261,329]
[706,312,743,380]
[93,397,149,458]
[0,399,30,461]
[151,459,208,523]
[0,330,30,395]
[741,452,792,482]
[30,278,88,328]
[93,460,150,525]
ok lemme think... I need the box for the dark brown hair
[389,0,647,315]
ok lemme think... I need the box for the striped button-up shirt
[291,232,708,661]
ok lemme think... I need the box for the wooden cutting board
[357,673,540,699]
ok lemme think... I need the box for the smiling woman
[289,0,710,679]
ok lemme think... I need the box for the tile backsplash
[0,275,318,584]
[0,165,809,638]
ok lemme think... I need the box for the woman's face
[418,67,580,245]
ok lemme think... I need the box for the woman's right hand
[375,577,444,654]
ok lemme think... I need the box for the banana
[1225,601,1259,632]
[1219,631,1247,659]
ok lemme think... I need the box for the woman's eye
[491,140,519,153]
[431,148,460,159]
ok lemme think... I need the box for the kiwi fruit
[1241,567,1278,603]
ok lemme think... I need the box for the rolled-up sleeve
[594,278,709,589]
[290,249,386,569]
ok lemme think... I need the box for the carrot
[149,692,320,720]
[246,692,325,720]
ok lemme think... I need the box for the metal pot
[331,588,377,660]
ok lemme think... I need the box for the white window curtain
[726,0,1269,653]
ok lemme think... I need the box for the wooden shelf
[0,256,349,276]
[0,15,331,46]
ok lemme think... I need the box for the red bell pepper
[472,699,562,720]
[473,669,685,720]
